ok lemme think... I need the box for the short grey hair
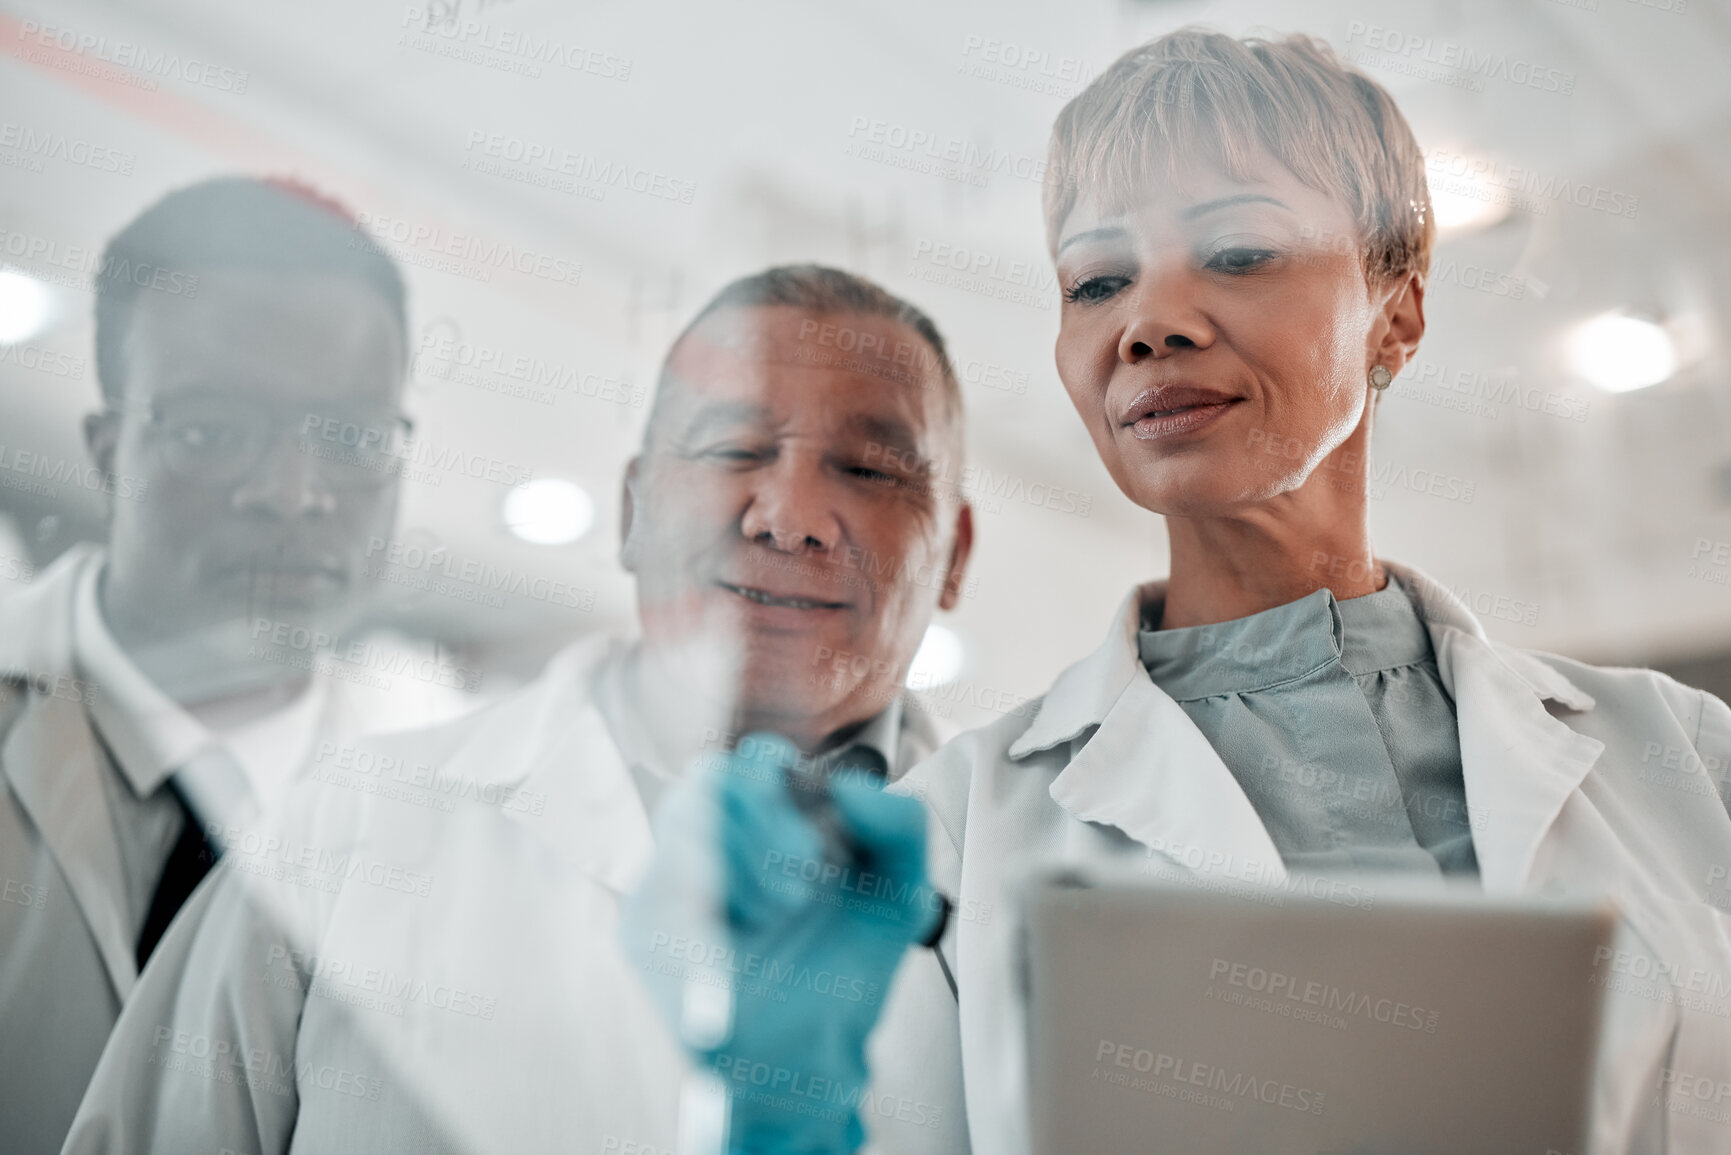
[1044,29,1435,286]
[646,264,963,450]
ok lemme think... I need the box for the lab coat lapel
[1049,674,1287,880]
[514,701,654,896]
[1033,584,1286,881]
[0,544,138,998]
[2,683,137,998]
[483,640,655,897]
[1391,561,1605,894]
[1431,628,1603,893]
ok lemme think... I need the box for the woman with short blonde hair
[887,27,1731,1154]
[633,28,1731,1155]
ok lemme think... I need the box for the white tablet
[1023,874,1615,1155]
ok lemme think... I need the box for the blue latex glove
[622,733,942,1155]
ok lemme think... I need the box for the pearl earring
[1368,364,1393,391]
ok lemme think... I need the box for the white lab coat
[0,545,367,1155]
[0,545,140,1155]
[884,560,1731,1155]
[62,634,968,1155]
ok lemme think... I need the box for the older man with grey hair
[64,264,975,1155]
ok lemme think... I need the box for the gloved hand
[621,733,942,1155]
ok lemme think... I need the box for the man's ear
[619,456,644,573]
[1370,271,1426,376]
[83,410,119,477]
[937,501,975,612]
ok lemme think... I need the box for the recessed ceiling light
[502,479,594,544]
[1565,312,1678,393]
[0,269,54,344]
[907,623,964,689]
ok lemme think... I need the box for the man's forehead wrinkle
[657,318,951,463]
[664,333,806,395]
[680,306,802,363]
[672,397,775,440]
[673,396,924,443]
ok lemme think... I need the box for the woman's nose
[1117,265,1213,363]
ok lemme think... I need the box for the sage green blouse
[1137,575,1479,878]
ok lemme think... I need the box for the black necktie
[821,744,889,785]
[135,782,219,969]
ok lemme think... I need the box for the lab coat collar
[1049,671,1287,881]
[1386,560,1596,712]
[482,636,940,900]
[1011,561,1605,889]
[1013,581,1285,879]
[1007,581,1154,762]
[0,544,141,997]
[455,635,657,897]
[0,542,98,685]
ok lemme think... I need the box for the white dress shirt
[73,556,333,845]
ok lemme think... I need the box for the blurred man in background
[0,177,409,1155]
[64,264,975,1154]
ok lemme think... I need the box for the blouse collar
[1009,559,1591,762]
[1136,575,1433,701]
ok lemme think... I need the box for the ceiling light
[1565,312,1678,393]
[907,623,964,689]
[1423,150,1512,236]
[0,269,54,344]
[502,479,594,544]
[1427,180,1510,235]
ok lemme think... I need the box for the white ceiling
[3,0,1730,726]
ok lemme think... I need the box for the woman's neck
[1158,446,1384,630]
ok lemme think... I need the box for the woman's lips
[1125,398,1241,440]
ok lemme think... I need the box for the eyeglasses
[134,399,415,490]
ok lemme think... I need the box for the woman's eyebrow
[1056,225,1129,255]
[1181,192,1290,221]
[1056,195,1290,252]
